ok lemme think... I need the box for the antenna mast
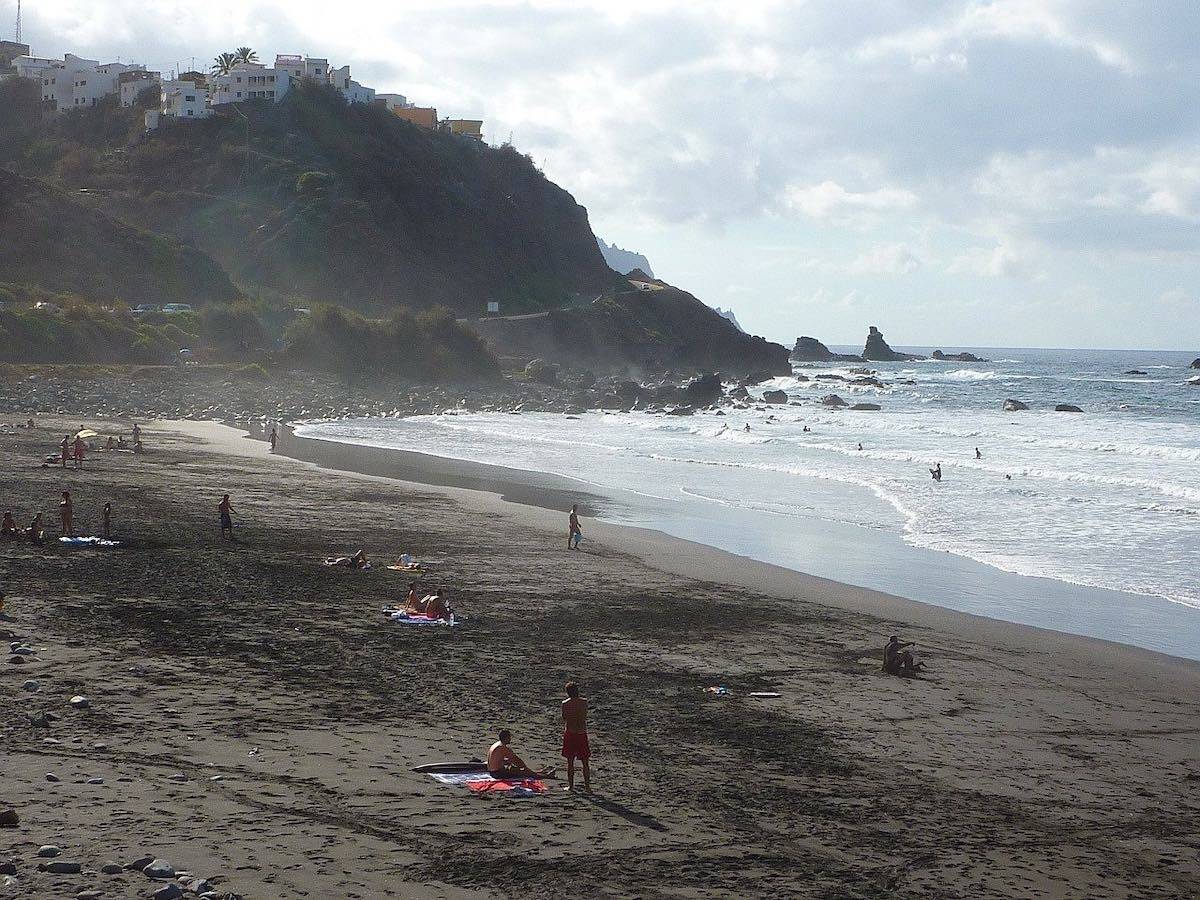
[15,0,22,43]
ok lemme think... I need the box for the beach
[3,417,1200,898]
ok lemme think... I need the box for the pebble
[45,773,60,782]
[0,809,18,827]
[152,884,185,900]
[0,875,16,888]
[100,862,122,875]
[76,891,103,900]
[167,773,188,783]
[8,655,27,664]
[183,877,214,894]
[10,646,34,656]
[36,845,62,858]
[143,858,176,879]
[42,738,61,745]
[86,777,104,785]
[69,695,90,709]
[39,860,82,874]
[22,680,39,691]
[124,854,155,871]
[0,862,15,875]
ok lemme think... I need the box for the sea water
[296,347,1200,656]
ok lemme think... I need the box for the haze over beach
[2,2,1200,898]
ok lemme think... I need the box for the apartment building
[443,119,483,141]
[329,64,374,104]
[120,69,161,107]
[160,78,211,119]
[15,53,144,111]
[210,62,291,105]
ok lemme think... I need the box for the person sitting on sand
[424,590,450,620]
[105,436,115,451]
[26,418,34,429]
[930,463,942,482]
[27,512,45,545]
[883,636,925,676]
[59,491,73,537]
[487,729,552,780]
[1,511,17,538]
[218,494,235,541]
[133,439,144,455]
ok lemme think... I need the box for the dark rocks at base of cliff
[683,373,723,407]
[762,389,789,404]
[1055,404,1083,412]
[863,326,925,362]
[849,402,881,411]
[821,394,848,407]
[790,336,863,363]
[1002,399,1029,411]
[932,350,988,362]
[1124,370,1148,376]
[1191,358,1200,369]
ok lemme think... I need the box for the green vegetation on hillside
[0,79,613,316]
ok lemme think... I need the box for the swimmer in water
[930,463,942,482]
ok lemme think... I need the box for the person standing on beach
[561,681,591,792]
[59,491,73,537]
[102,502,112,540]
[975,447,982,460]
[73,435,86,469]
[60,435,70,469]
[218,494,235,541]
[132,423,141,444]
[930,463,942,482]
[269,426,278,452]
[568,504,582,551]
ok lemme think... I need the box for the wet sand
[2,417,1200,898]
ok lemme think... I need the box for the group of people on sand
[2,492,112,545]
[45,423,143,470]
[487,681,592,791]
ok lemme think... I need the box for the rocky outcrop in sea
[862,327,925,362]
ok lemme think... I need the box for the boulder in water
[1124,370,1148,376]
[932,349,987,362]
[1055,404,1083,412]
[666,406,695,416]
[683,373,722,406]
[821,394,848,408]
[1002,399,1029,411]
[1191,358,1200,369]
[762,389,788,404]
[790,336,862,362]
[849,402,881,411]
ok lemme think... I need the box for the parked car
[33,302,64,314]
[162,303,194,315]
[131,304,160,316]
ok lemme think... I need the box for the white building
[120,70,161,107]
[329,64,374,104]
[16,53,144,112]
[274,54,329,82]
[375,93,409,111]
[161,78,211,119]
[209,62,291,105]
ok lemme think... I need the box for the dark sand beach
[3,417,1200,898]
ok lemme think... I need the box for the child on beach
[59,491,73,537]
[218,494,235,540]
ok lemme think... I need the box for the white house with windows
[209,62,291,105]
[274,54,329,82]
[161,78,211,119]
[329,64,375,104]
[120,69,160,107]
[16,54,145,112]
[375,93,409,111]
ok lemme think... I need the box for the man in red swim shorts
[560,681,591,792]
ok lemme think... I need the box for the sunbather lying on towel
[403,583,426,614]
[882,635,925,676]
[487,730,553,780]
[326,549,370,569]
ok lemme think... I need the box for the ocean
[295,347,1200,658]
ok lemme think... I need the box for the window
[236,91,241,98]
[236,76,241,83]
[268,75,274,82]
[187,109,193,116]
[185,95,194,101]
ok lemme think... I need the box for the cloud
[850,242,923,275]
[783,181,918,222]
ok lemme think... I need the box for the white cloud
[850,243,923,275]
[783,181,918,221]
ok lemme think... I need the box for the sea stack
[790,336,862,363]
[862,326,925,362]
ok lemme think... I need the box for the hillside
[0,168,239,306]
[0,78,615,315]
[472,282,790,376]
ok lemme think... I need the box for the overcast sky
[16,0,1200,349]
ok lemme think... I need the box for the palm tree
[234,47,259,65]
[211,52,238,76]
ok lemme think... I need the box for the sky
[13,0,1200,350]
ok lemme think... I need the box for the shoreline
[3,415,1199,896]
[231,420,1200,677]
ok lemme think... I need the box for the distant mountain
[712,307,744,332]
[597,238,654,278]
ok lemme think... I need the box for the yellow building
[392,106,438,129]
[444,119,483,141]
